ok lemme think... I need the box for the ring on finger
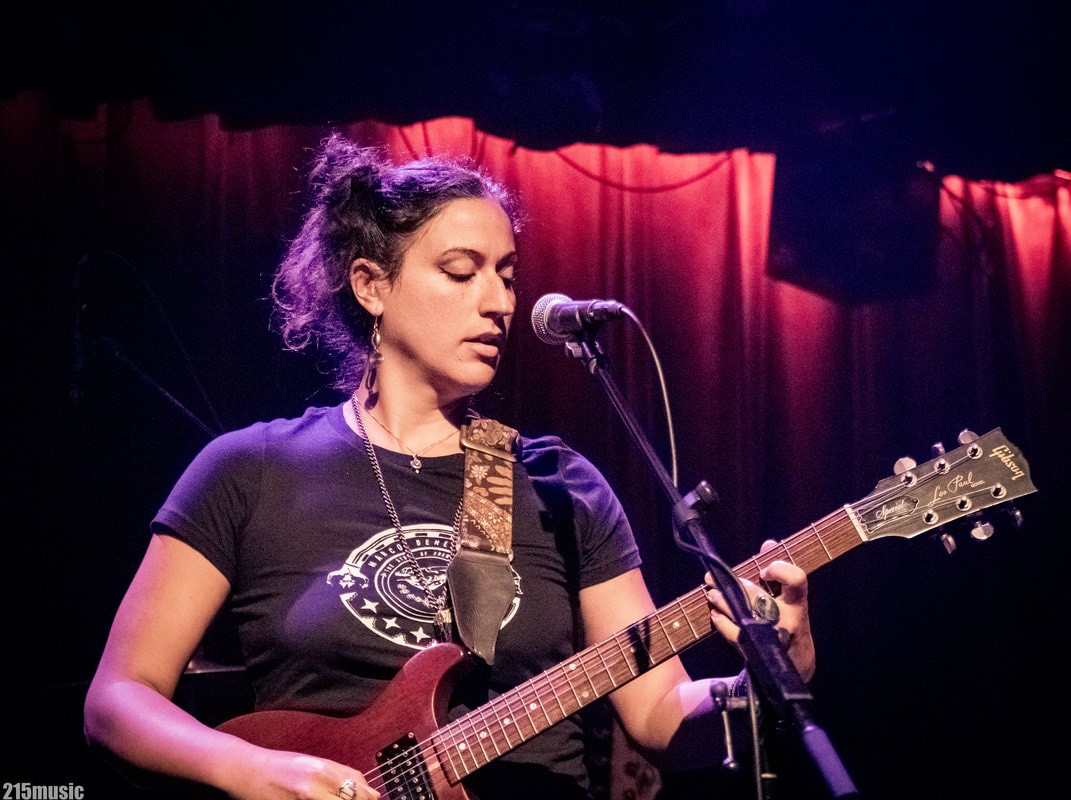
[752,593,780,624]
[339,778,357,800]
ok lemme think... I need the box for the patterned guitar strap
[446,417,520,665]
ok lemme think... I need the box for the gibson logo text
[989,445,1025,480]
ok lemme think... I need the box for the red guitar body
[218,643,477,800]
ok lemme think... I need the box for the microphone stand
[559,327,857,798]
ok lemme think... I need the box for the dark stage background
[3,4,1069,800]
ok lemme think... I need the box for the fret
[591,642,619,691]
[464,707,495,764]
[532,688,554,728]
[515,686,541,737]
[540,670,570,720]
[666,597,697,651]
[485,697,516,751]
[605,644,633,691]
[613,635,641,679]
[436,729,465,784]
[574,652,600,701]
[503,704,524,746]
[627,623,655,672]
[475,702,503,762]
[546,669,569,720]
[738,555,762,585]
[500,693,529,741]
[475,709,501,765]
[683,590,713,638]
[649,609,677,658]
[445,721,480,775]
[522,681,556,728]
[562,660,585,710]
[811,523,833,560]
[675,595,703,640]
[665,615,685,653]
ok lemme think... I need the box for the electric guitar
[217,428,1035,800]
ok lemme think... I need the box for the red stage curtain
[4,92,1068,799]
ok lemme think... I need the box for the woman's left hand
[706,538,816,682]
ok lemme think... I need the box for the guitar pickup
[376,732,436,800]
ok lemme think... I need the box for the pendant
[410,456,422,472]
[434,607,453,642]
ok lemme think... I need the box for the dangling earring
[364,315,382,399]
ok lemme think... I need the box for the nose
[481,273,515,319]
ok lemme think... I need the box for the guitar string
[365,445,1003,789]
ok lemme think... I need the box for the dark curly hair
[271,132,523,393]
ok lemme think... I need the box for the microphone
[530,293,626,345]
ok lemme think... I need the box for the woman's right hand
[85,535,380,800]
[85,536,382,800]
[223,746,379,800]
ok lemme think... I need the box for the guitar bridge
[376,732,437,800]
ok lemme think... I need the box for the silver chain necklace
[351,393,462,641]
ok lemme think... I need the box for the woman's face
[377,196,518,403]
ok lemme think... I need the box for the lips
[467,334,505,358]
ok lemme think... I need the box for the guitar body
[217,643,478,800]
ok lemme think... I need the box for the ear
[350,258,386,316]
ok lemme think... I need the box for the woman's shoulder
[516,431,608,486]
[200,403,347,457]
[517,430,570,460]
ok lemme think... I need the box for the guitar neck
[434,505,863,782]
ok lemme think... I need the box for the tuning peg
[1007,506,1025,528]
[932,441,946,457]
[969,519,995,541]
[958,429,979,445]
[940,533,957,554]
[893,456,917,475]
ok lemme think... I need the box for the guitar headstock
[852,428,1036,549]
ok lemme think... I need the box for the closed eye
[498,256,518,292]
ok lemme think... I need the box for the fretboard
[433,504,864,781]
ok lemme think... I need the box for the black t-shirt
[153,403,641,798]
